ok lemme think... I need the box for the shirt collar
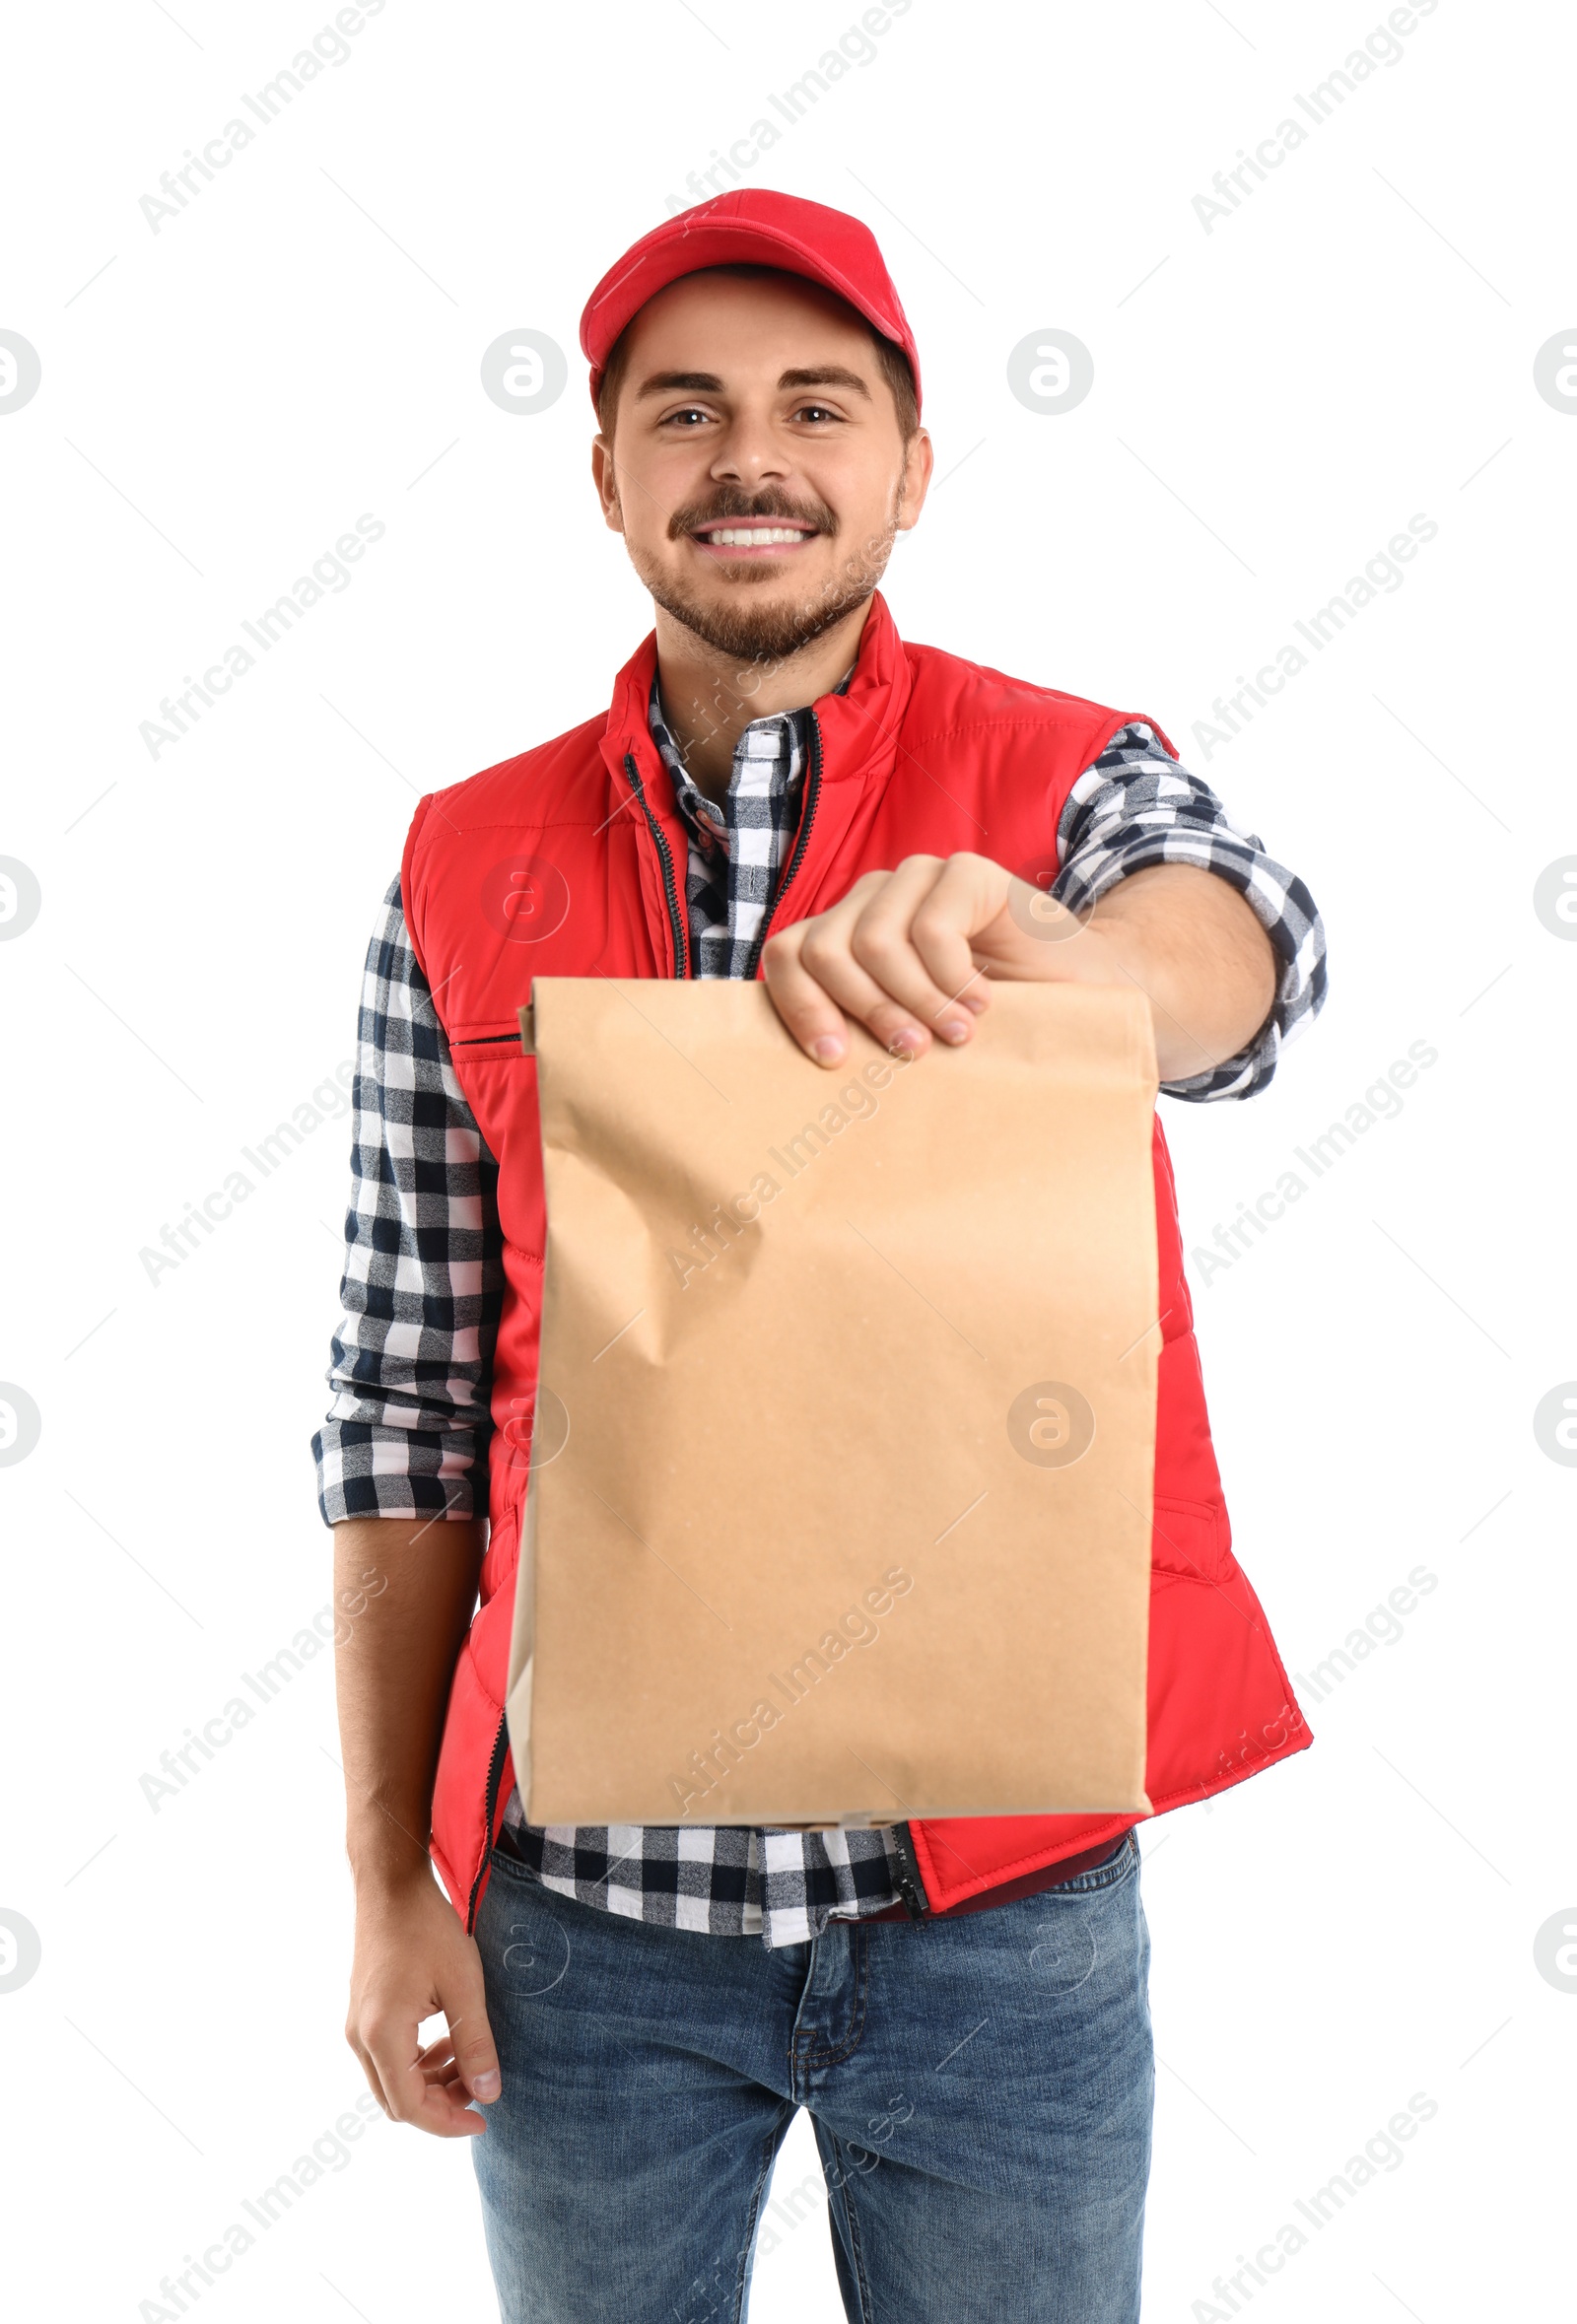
[649,666,853,847]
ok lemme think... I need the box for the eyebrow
[777,366,871,400]
[632,372,724,399]
[632,365,873,403]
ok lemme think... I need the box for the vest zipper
[743,711,823,980]
[465,1711,512,1933]
[889,1820,931,1919]
[623,751,691,979]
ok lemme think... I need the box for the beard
[625,481,902,668]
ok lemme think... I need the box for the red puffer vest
[401,592,1311,1932]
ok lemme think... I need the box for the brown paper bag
[506,978,1159,1827]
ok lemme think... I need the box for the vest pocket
[450,1026,533,1055]
[1150,1496,1226,1585]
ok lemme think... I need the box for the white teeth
[703,526,808,547]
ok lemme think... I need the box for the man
[317,191,1325,2323]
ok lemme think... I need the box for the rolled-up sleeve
[1054,722,1327,1100]
[311,877,504,1525]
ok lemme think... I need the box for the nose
[709,410,791,489]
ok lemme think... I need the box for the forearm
[1049,862,1277,1082]
[333,1515,486,1889]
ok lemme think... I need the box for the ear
[895,428,934,533]
[590,436,625,534]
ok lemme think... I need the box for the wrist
[346,1815,435,1895]
[1012,910,1128,991]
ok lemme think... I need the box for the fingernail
[810,1036,845,1063]
[473,2070,500,2099]
[936,1017,971,1044]
[888,1029,925,1059]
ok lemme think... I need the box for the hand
[346,1867,501,2139]
[760,852,1075,1065]
[760,852,1277,1080]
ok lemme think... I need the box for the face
[592,271,931,665]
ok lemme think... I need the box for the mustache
[667,485,838,541]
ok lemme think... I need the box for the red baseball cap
[580,189,922,418]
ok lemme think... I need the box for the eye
[659,405,715,428]
[793,402,842,425]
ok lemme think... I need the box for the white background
[1,2,1571,2317]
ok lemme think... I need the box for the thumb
[441,1955,502,2104]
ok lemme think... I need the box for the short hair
[594,263,919,444]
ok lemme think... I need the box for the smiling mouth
[688,519,821,557]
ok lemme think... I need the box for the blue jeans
[472,1830,1152,2322]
